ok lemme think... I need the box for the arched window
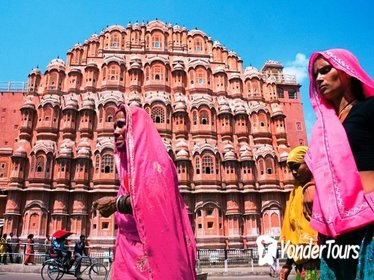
[111,34,119,48]
[152,34,162,48]
[0,162,7,178]
[151,106,165,123]
[200,110,209,125]
[195,158,200,175]
[102,67,107,81]
[36,155,44,173]
[189,71,194,84]
[202,155,214,174]
[193,111,198,125]
[109,65,119,80]
[44,107,52,122]
[197,69,205,85]
[95,155,100,173]
[258,158,265,175]
[153,66,163,81]
[266,157,274,174]
[105,107,115,122]
[101,154,114,173]
[195,39,202,52]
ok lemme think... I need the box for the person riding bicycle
[52,236,72,268]
[73,235,88,279]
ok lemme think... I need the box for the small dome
[223,143,234,153]
[172,62,185,72]
[224,150,237,161]
[271,103,284,117]
[176,149,189,160]
[228,51,237,57]
[64,98,78,111]
[13,145,27,158]
[21,99,36,111]
[233,103,247,115]
[46,58,66,72]
[279,151,289,162]
[85,61,98,69]
[218,103,231,115]
[76,139,91,158]
[58,143,73,158]
[129,93,141,107]
[223,143,237,161]
[213,66,225,75]
[29,67,41,76]
[174,100,187,112]
[239,144,253,161]
[176,139,188,150]
[80,96,95,111]
[213,41,223,48]
[244,66,260,74]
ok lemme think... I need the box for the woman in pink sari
[307,49,374,279]
[93,104,197,280]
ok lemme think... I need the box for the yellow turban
[286,146,308,165]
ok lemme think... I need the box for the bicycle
[103,256,112,280]
[41,255,108,280]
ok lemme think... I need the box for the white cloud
[283,53,309,84]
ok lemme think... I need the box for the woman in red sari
[24,234,35,265]
[93,104,197,280]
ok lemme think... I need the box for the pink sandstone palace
[0,20,307,250]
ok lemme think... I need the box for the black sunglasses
[288,162,301,172]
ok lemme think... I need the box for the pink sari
[111,105,197,280]
[306,49,374,237]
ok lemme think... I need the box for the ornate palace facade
[0,20,307,249]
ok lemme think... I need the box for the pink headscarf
[111,104,197,279]
[306,49,374,237]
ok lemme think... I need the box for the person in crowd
[306,48,374,279]
[279,146,319,280]
[0,234,7,265]
[92,104,197,280]
[6,233,14,263]
[73,234,88,279]
[23,234,35,265]
[52,236,72,268]
[44,234,51,257]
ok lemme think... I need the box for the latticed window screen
[195,40,202,52]
[200,110,209,125]
[36,156,44,172]
[0,162,7,178]
[111,34,119,48]
[153,66,163,80]
[195,158,200,174]
[101,154,114,173]
[109,65,119,80]
[106,107,115,122]
[202,156,214,174]
[151,107,165,123]
[95,155,100,173]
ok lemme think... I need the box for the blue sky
[1,0,373,139]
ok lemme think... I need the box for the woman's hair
[27,234,34,239]
[351,77,365,100]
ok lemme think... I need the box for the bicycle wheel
[41,260,63,280]
[89,262,108,280]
